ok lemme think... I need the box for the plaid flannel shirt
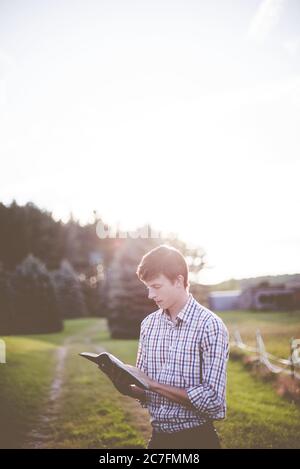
[136,293,229,433]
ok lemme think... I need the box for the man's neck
[166,291,190,321]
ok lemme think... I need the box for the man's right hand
[128,384,146,401]
[110,378,133,396]
[99,365,131,395]
[98,361,147,399]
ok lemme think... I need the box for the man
[118,244,229,449]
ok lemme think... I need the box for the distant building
[209,282,300,311]
[208,290,241,311]
[238,282,300,311]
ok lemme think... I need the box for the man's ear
[176,275,184,288]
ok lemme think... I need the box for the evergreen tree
[52,260,87,318]
[106,232,208,339]
[106,237,159,339]
[0,264,14,335]
[12,255,62,333]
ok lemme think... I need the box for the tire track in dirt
[23,324,104,449]
[23,323,151,448]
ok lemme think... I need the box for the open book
[79,352,150,390]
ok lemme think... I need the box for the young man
[118,244,229,449]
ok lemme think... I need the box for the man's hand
[125,365,156,389]
[110,377,132,396]
[128,384,147,400]
[99,364,132,396]
[126,366,194,409]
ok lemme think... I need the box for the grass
[43,321,149,449]
[0,318,149,449]
[215,310,300,448]
[0,319,98,448]
[216,359,300,448]
[0,311,300,448]
[0,336,56,448]
[218,310,300,357]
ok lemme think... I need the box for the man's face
[143,273,181,310]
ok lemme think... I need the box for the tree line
[0,201,206,337]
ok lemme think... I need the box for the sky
[0,0,299,284]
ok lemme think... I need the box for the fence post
[0,339,6,364]
[256,329,265,364]
[290,337,295,380]
[234,329,242,347]
[291,338,300,380]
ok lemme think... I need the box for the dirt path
[23,324,104,449]
[23,323,151,448]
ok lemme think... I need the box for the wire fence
[230,329,300,380]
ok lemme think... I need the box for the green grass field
[0,310,300,449]
[218,309,300,357]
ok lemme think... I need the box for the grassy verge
[0,335,57,448]
[43,319,149,448]
[0,318,150,449]
[215,310,300,448]
[218,310,300,357]
[216,359,300,448]
[0,319,100,448]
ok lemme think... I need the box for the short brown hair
[136,244,189,288]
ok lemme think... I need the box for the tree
[52,260,87,319]
[12,255,62,334]
[105,231,208,339]
[0,264,14,335]
[106,236,160,339]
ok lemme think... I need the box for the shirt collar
[161,293,195,324]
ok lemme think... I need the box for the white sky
[0,0,300,284]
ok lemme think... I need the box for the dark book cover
[79,352,150,390]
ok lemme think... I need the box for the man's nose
[148,289,156,300]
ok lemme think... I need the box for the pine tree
[106,237,159,339]
[0,264,14,335]
[12,255,62,333]
[52,260,87,318]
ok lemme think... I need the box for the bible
[79,352,150,391]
